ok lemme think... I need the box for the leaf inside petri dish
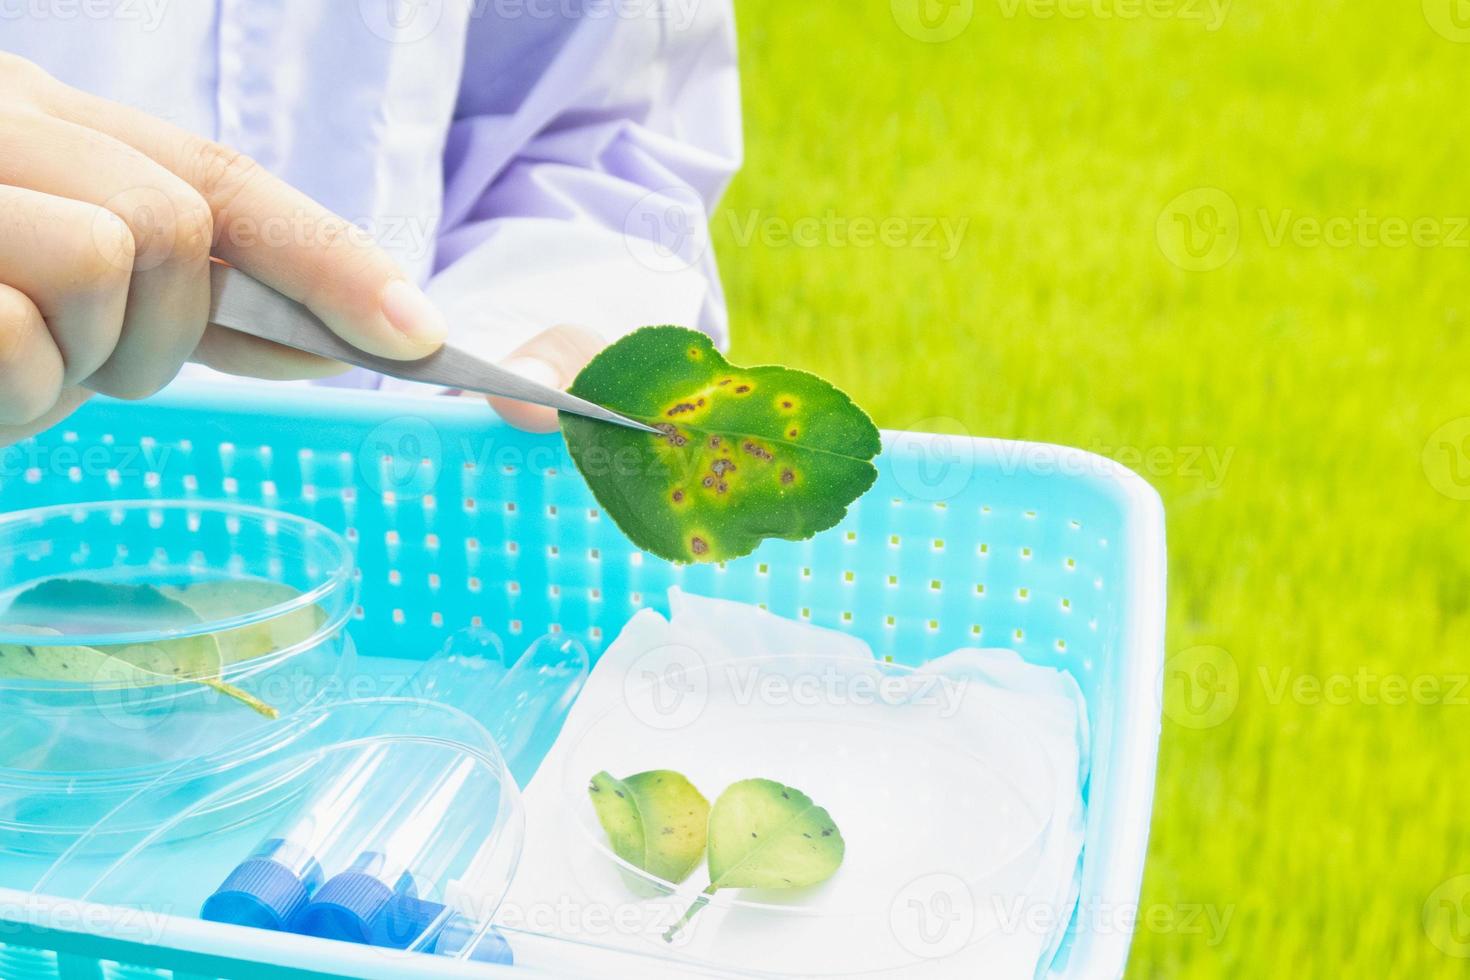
[665,777,845,941]
[0,578,303,719]
[588,769,711,885]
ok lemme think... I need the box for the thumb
[482,324,606,433]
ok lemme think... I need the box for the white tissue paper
[497,589,1088,979]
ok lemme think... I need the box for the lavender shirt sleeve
[402,2,743,385]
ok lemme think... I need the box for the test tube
[201,745,392,931]
[415,629,588,787]
[293,747,505,945]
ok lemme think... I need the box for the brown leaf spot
[742,440,774,461]
[734,384,751,394]
[711,458,736,476]
[672,489,685,503]
[709,436,722,448]
[788,427,798,438]
[666,402,699,417]
[691,536,709,556]
[702,476,715,488]
[781,468,796,485]
[654,422,688,447]
[718,377,733,386]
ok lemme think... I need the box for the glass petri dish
[552,653,1059,976]
[0,501,357,853]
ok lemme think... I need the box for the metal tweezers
[207,263,658,434]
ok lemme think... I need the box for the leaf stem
[199,678,279,719]
[664,884,717,943]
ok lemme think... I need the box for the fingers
[37,83,448,362]
[191,325,350,381]
[0,111,212,395]
[0,386,90,449]
[486,324,606,433]
[0,283,64,427]
[0,185,128,409]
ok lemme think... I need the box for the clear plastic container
[551,653,1057,976]
[0,501,356,852]
[36,700,525,966]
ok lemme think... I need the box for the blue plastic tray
[0,383,1165,979]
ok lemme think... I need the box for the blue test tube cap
[293,854,403,944]
[202,855,321,932]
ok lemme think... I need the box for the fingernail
[501,356,563,391]
[380,279,449,348]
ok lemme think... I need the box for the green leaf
[588,769,711,885]
[162,581,326,664]
[0,579,284,718]
[665,777,845,941]
[561,326,881,563]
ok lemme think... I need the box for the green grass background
[717,1,1470,976]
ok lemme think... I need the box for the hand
[0,52,448,446]
[475,324,607,433]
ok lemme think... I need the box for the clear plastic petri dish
[552,653,1060,977]
[0,500,357,852]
